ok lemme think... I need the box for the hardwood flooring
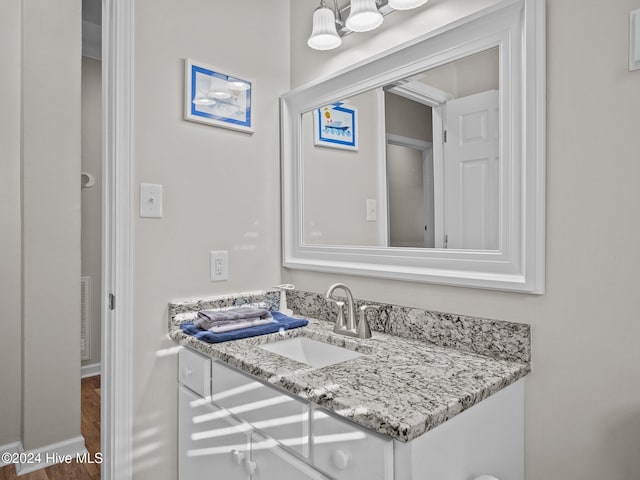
[0,375,101,480]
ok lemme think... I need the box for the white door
[443,90,499,250]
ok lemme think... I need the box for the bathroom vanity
[170,291,530,480]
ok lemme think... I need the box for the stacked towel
[207,317,274,333]
[193,306,274,333]
[181,311,308,344]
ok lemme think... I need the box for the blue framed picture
[313,103,358,151]
[184,59,253,133]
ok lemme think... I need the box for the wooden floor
[0,375,101,480]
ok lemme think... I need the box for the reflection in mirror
[302,47,499,250]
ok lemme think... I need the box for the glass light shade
[307,5,342,50]
[193,96,215,106]
[226,80,250,91]
[388,0,429,10]
[207,91,231,99]
[346,0,383,32]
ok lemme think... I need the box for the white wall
[454,47,499,98]
[287,0,640,479]
[420,46,499,98]
[21,0,83,451]
[386,143,429,247]
[81,57,102,368]
[0,0,23,448]
[385,92,432,141]
[0,0,84,455]
[131,0,290,477]
[0,0,82,456]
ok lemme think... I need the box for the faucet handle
[357,305,378,339]
[331,300,347,331]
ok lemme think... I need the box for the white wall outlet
[210,251,228,282]
[140,183,163,218]
[366,199,377,222]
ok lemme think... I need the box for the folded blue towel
[181,311,308,344]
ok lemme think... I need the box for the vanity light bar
[308,0,428,50]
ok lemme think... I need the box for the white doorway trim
[375,88,389,247]
[102,1,134,479]
[386,134,433,248]
[386,85,448,247]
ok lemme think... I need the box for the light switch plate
[140,183,163,218]
[631,9,640,71]
[366,199,377,222]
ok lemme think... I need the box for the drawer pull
[243,459,258,475]
[182,367,193,378]
[230,449,244,465]
[331,449,350,470]
[474,476,499,480]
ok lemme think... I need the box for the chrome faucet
[324,283,376,339]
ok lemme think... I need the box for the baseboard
[0,441,23,467]
[81,363,101,378]
[15,436,87,476]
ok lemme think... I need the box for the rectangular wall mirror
[281,0,545,293]
[302,46,500,250]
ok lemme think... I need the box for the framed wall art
[184,59,254,133]
[313,102,358,151]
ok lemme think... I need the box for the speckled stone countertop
[169,291,530,443]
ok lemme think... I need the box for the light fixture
[307,0,430,50]
[226,80,250,91]
[193,93,215,106]
[388,0,428,10]
[346,0,383,32]
[207,91,231,100]
[307,0,342,50]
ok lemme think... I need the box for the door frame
[101,1,134,479]
[385,84,450,246]
[385,134,433,247]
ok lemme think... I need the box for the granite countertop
[169,306,530,443]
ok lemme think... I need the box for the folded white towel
[207,317,274,333]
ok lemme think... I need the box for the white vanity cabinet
[210,361,310,458]
[178,346,524,480]
[312,407,393,480]
[393,380,524,480]
[249,432,329,480]
[178,348,331,480]
[179,386,328,480]
[179,385,249,480]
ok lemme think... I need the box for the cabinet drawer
[312,407,393,480]
[179,347,211,399]
[179,386,249,480]
[211,361,310,458]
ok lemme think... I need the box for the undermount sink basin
[259,337,362,368]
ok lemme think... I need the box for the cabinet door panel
[179,386,249,480]
[211,361,310,458]
[312,407,393,480]
[250,432,329,480]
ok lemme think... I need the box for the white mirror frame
[281,0,545,293]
